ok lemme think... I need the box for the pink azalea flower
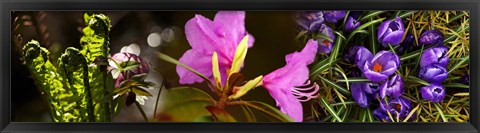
[176,11,255,86]
[262,39,319,122]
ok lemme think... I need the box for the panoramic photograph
[11,11,469,122]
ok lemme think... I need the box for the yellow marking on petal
[228,75,263,100]
[229,35,249,77]
[212,52,222,90]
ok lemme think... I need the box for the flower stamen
[374,63,383,72]
[291,80,320,102]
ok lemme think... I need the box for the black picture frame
[1,0,478,133]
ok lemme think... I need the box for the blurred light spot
[162,28,175,43]
[147,32,162,47]
[126,43,141,56]
[150,25,162,33]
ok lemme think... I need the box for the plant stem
[135,101,149,122]
[153,79,165,118]
[102,68,111,122]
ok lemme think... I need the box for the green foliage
[156,87,215,122]
[22,13,113,122]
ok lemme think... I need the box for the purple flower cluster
[418,45,449,103]
[296,11,359,55]
[419,30,444,46]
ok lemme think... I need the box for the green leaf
[309,58,341,77]
[406,76,430,86]
[235,101,294,122]
[80,13,113,122]
[132,87,153,96]
[156,87,215,122]
[319,76,350,95]
[192,115,215,122]
[403,104,420,122]
[434,103,448,122]
[58,47,95,122]
[448,56,469,74]
[119,61,140,72]
[205,106,237,122]
[398,11,417,19]
[360,11,385,21]
[366,108,375,122]
[319,97,342,122]
[369,18,377,54]
[329,31,343,65]
[336,77,372,83]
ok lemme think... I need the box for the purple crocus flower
[351,83,380,108]
[351,83,369,108]
[418,64,448,83]
[295,11,324,32]
[109,52,150,88]
[176,11,255,86]
[374,97,412,122]
[419,30,444,46]
[344,46,360,63]
[317,24,335,54]
[323,11,346,23]
[378,17,405,47]
[421,83,446,103]
[345,16,361,32]
[354,46,373,68]
[420,45,449,68]
[397,33,414,54]
[262,39,319,122]
[379,74,404,98]
[362,51,400,82]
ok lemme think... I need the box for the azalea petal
[285,39,318,65]
[176,50,213,84]
[270,88,303,122]
[381,30,404,47]
[185,14,221,54]
[214,11,246,45]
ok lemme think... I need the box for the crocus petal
[351,83,369,108]
[418,64,448,83]
[420,86,434,101]
[377,19,392,40]
[363,64,388,82]
[380,61,397,76]
[381,30,404,47]
[420,46,449,67]
[394,17,405,30]
[176,50,213,84]
[355,46,373,69]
